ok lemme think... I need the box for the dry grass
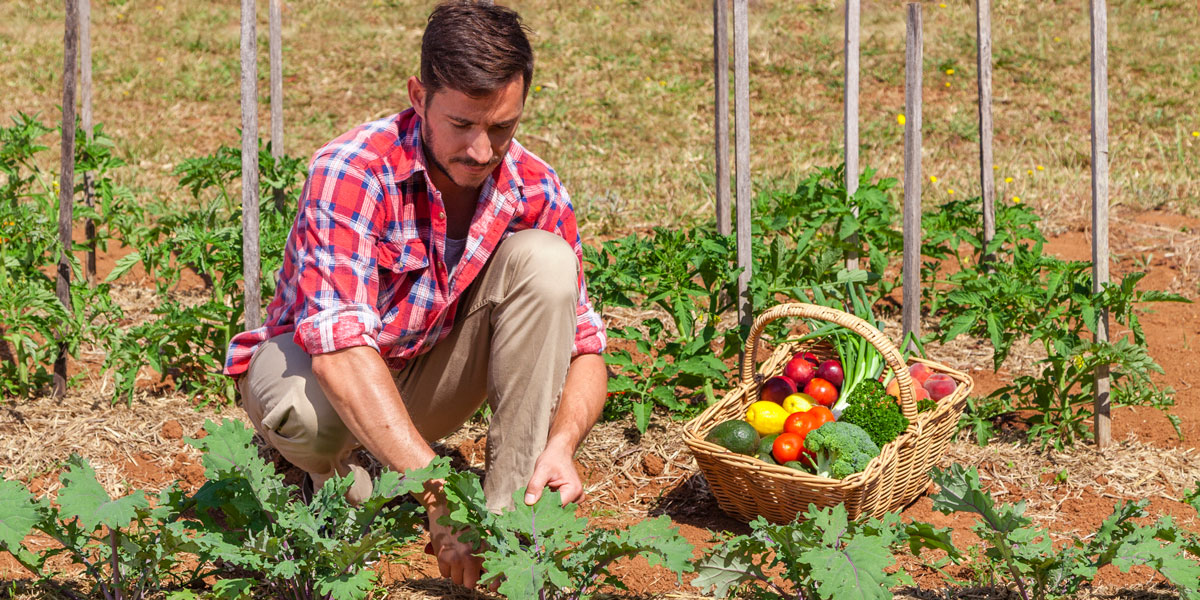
[2,0,1199,237]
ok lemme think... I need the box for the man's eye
[453,123,470,130]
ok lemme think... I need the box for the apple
[816,359,844,389]
[759,375,797,405]
[783,355,817,388]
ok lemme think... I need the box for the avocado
[759,451,778,465]
[784,460,809,472]
[705,420,760,456]
[758,433,780,457]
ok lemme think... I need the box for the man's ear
[408,76,427,119]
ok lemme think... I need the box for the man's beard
[421,122,503,190]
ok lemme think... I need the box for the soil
[1,207,1199,599]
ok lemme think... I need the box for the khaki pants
[239,229,579,511]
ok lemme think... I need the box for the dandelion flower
[939,2,946,7]
[993,165,1000,170]
[945,82,951,88]
[156,57,165,63]
[1027,169,1034,175]
[659,80,666,86]
[1054,36,1061,42]
[945,68,954,75]
[930,175,938,183]
[897,114,906,125]
[155,4,163,10]
[948,189,955,195]
[1012,196,1021,204]
[1193,131,1199,137]
[1037,165,1044,171]
[1005,176,1013,183]
[534,85,542,92]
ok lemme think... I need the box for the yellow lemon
[745,401,788,436]
[782,393,817,414]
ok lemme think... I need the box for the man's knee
[497,229,578,300]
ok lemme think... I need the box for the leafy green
[440,470,693,599]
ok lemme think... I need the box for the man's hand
[524,439,583,506]
[425,502,484,589]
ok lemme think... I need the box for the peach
[923,373,958,401]
[885,378,900,398]
[908,362,933,385]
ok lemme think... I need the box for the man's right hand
[426,505,484,589]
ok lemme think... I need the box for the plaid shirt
[223,109,606,377]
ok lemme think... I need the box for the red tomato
[772,432,804,463]
[807,406,836,427]
[804,378,838,407]
[784,411,814,436]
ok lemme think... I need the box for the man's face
[409,75,525,191]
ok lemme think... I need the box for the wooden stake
[976,0,996,265]
[733,0,752,335]
[241,0,262,330]
[844,0,861,271]
[55,0,79,398]
[80,0,96,286]
[270,0,285,212]
[1091,0,1111,448]
[714,0,731,236]
[902,3,922,347]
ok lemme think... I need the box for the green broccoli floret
[837,379,910,447]
[804,421,880,479]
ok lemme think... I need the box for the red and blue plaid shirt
[223,109,606,377]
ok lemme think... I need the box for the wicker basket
[683,302,974,524]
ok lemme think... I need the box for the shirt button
[439,211,445,220]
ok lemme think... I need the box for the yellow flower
[644,76,651,82]
[156,57,165,63]
[659,80,667,86]
[993,165,1000,170]
[534,85,543,92]
[155,4,163,10]
[939,2,947,6]
[1037,165,1045,171]
[947,189,955,195]
[945,68,954,75]
[897,114,906,125]
[1054,36,1061,42]
[1193,131,1200,137]
[929,175,938,183]
[1012,196,1021,204]
[52,181,60,192]
[1004,176,1013,183]
[1027,169,1034,175]
[945,82,951,88]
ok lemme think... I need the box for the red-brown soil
[1,207,1198,599]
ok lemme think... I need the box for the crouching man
[223,1,607,590]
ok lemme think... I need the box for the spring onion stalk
[803,283,887,417]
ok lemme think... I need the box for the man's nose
[465,130,493,165]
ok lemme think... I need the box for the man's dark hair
[421,1,534,99]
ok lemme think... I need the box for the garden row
[0,113,1187,451]
[1,418,1198,600]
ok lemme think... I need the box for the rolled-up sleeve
[291,151,386,355]
[536,175,607,357]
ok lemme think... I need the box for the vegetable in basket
[804,421,879,479]
[837,379,910,447]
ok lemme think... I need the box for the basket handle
[740,302,920,422]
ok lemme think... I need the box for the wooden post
[241,0,262,330]
[733,0,752,335]
[80,0,96,286]
[976,0,996,265]
[1090,0,1111,448]
[902,3,922,347]
[55,0,79,398]
[844,0,861,271]
[269,0,285,212]
[714,0,731,236]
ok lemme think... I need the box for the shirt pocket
[377,238,429,274]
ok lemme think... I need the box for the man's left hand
[523,440,582,506]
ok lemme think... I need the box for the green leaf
[692,537,770,598]
[103,251,141,282]
[805,536,906,600]
[0,478,41,551]
[57,455,148,531]
[315,569,377,600]
[211,578,256,600]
